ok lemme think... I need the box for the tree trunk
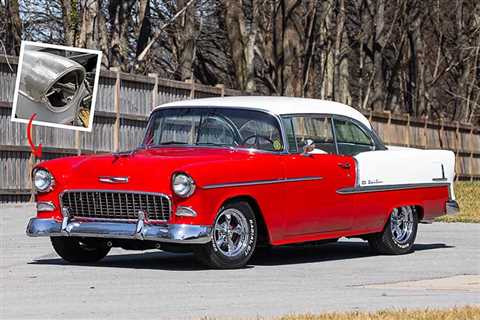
[333,0,350,104]
[135,0,152,62]
[372,0,385,111]
[223,0,256,92]
[282,0,303,96]
[4,0,22,55]
[108,0,134,71]
[175,0,195,81]
[78,0,100,49]
[320,0,334,100]
[60,0,80,46]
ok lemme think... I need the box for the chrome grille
[61,191,171,221]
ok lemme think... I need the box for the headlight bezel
[172,172,196,198]
[32,168,55,193]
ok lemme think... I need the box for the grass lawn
[278,306,480,320]
[436,182,480,223]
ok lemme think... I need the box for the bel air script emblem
[98,176,129,184]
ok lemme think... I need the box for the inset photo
[11,41,102,131]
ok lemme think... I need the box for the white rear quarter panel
[354,147,456,199]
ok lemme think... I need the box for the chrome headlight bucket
[33,168,55,193]
[172,173,196,198]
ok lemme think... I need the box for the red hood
[39,147,245,192]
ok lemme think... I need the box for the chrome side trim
[26,218,212,244]
[336,183,450,195]
[203,176,323,190]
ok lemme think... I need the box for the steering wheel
[241,134,275,147]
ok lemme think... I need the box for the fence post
[406,114,410,147]
[455,122,461,181]
[215,84,225,97]
[439,119,444,149]
[469,125,474,182]
[29,152,35,202]
[423,117,428,149]
[75,131,81,155]
[386,111,392,145]
[185,79,195,99]
[111,67,121,152]
[148,73,159,109]
[27,124,37,202]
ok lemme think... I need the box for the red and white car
[27,97,459,268]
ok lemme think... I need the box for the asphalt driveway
[1,203,479,319]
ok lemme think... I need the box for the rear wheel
[51,237,111,263]
[368,206,418,255]
[195,201,257,269]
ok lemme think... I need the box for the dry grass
[436,182,480,223]
[278,306,480,320]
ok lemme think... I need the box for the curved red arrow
[27,113,42,158]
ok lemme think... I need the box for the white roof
[155,96,371,128]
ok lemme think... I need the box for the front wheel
[195,201,257,269]
[51,237,111,263]
[368,206,418,255]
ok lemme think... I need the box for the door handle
[338,162,351,169]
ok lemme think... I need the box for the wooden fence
[0,55,479,202]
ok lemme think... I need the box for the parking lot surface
[1,204,479,319]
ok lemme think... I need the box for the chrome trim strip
[26,218,212,244]
[203,176,323,190]
[98,176,129,184]
[175,206,198,217]
[336,183,450,195]
[36,201,56,212]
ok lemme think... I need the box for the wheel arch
[382,203,425,226]
[220,195,271,246]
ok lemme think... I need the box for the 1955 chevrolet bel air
[27,96,459,268]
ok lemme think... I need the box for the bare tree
[222,0,256,92]
[2,0,477,125]
[2,0,22,55]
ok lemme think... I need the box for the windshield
[142,108,284,152]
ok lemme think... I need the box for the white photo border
[10,41,103,132]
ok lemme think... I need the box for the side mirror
[302,139,315,156]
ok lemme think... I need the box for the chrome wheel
[213,208,250,257]
[390,206,414,244]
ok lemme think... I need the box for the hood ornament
[98,176,129,184]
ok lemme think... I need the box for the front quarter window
[143,108,284,152]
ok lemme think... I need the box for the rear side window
[283,116,336,154]
[333,119,374,155]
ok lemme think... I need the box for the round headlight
[33,168,54,193]
[172,173,195,198]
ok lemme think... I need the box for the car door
[281,115,356,236]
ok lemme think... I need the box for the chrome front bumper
[26,217,212,244]
[446,200,460,215]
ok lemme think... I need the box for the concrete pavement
[1,203,479,319]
